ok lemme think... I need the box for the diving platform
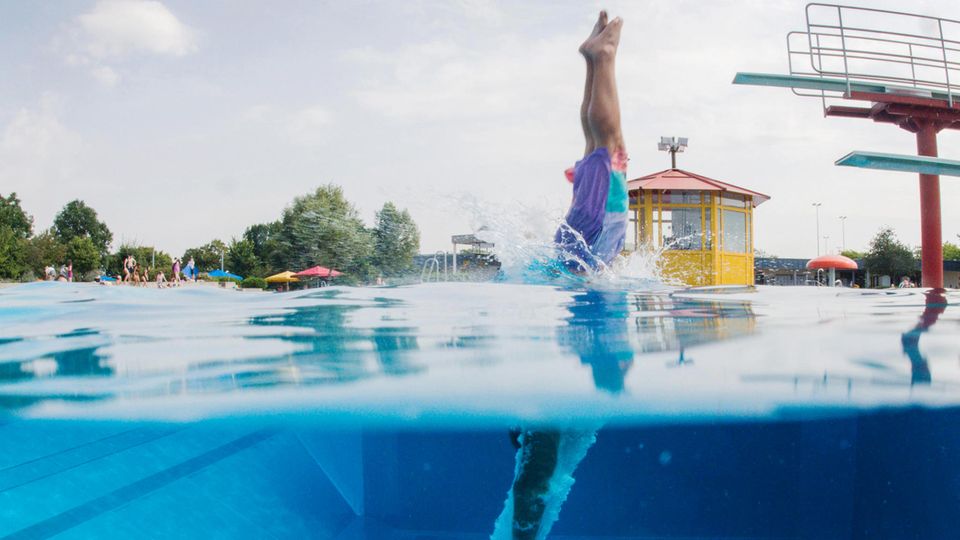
[732,3,960,288]
[734,73,886,97]
[836,151,960,177]
[732,73,960,107]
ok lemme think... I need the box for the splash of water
[447,193,670,289]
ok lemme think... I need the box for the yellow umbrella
[265,271,300,283]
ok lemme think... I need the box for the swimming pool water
[0,282,958,538]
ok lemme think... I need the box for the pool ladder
[421,251,448,283]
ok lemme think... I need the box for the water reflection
[223,302,424,388]
[495,290,756,539]
[741,289,955,393]
[560,291,634,393]
[0,295,428,408]
[901,288,948,386]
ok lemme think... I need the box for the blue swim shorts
[554,146,628,271]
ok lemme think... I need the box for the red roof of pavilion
[627,168,770,207]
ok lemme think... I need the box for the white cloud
[60,0,196,86]
[345,35,575,120]
[78,0,197,58]
[90,65,121,87]
[454,0,504,24]
[0,94,84,213]
[240,104,334,146]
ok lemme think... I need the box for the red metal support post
[915,122,943,288]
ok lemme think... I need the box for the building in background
[627,169,769,286]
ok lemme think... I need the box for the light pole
[812,202,822,256]
[657,136,689,168]
[839,215,847,252]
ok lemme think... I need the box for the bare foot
[581,16,622,60]
[579,10,608,58]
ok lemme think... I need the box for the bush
[240,276,267,289]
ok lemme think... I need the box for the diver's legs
[582,16,625,154]
[511,430,561,539]
[579,11,607,157]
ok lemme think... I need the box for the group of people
[43,262,73,282]
[111,255,197,288]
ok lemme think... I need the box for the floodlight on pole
[839,215,847,252]
[658,136,688,168]
[812,202,822,256]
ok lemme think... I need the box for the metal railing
[787,3,960,109]
[420,251,448,283]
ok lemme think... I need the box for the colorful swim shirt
[554,146,628,271]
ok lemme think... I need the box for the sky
[1,0,959,260]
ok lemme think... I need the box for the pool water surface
[0,282,958,539]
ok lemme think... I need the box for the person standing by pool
[124,254,136,284]
[185,257,196,282]
[172,258,181,286]
[67,261,73,282]
[554,10,628,273]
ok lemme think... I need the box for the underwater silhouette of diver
[554,9,628,274]
[901,288,948,385]
[494,286,635,540]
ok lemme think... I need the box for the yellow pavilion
[626,168,769,286]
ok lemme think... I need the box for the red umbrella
[806,255,858,270]
[295,265,343,278]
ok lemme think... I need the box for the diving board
[731,3,960,288]
[836,152,960,177]
[732,73,885,96]
[732,73,958,104]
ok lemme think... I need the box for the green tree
[753,249,777,259]
[864,227,916,282]
[274,185,373,279]
[944,241,960,261]
[372,202,421,276]
[0,227,27,279]
[0,193,33,279]
[227,238,259,277]
[52,200,113,260]
[840,249,866,260]
[243,222,282,275]
[25,230,67,278]
[183,239,227,272]
[0,193,33,238]
[65,237,100,277]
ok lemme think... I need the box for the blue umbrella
[207,269,243,281]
